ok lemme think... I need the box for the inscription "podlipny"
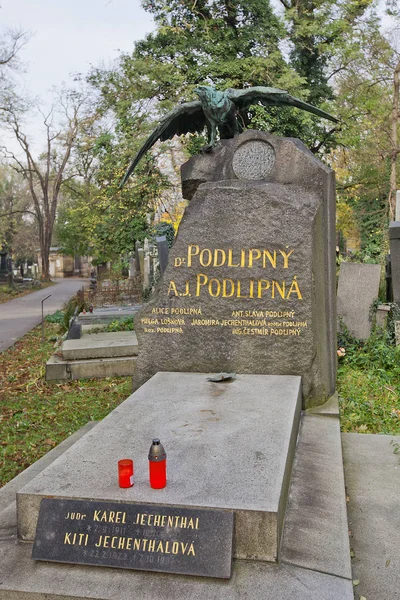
[168,244,302,300]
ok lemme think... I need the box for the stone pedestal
[133,131,336,407]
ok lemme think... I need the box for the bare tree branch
[1,90,88,279]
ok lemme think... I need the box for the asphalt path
[0,278,88,353]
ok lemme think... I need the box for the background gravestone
[133,130,337,407]
[337,262,381,340]
[389,222,400,305]
[156,235,169,275]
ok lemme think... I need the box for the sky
[1,0,154,100]
[0,0,155,153]
[0,0,396,154]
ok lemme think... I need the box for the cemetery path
[0,278,88,353]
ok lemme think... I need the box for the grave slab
[17,372,302,563]
[337,262,381,339]
[61,332,138,360]
[280,414,351,579]
[0,400,353,600]
[46,354,136,380]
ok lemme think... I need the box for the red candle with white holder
[148,438,167,489]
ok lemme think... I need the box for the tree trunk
[40,246,50,280]
[389,59,400,220]
[38,222,51,281]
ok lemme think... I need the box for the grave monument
[1,97,353,599]
[133,130,337,407]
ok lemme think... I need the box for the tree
[55,121,168,263]
[278,0,377,102]
[0,165,32,253]
[0,25,30,113]
[1,89,92,279]
[88,0,308,148]
[329,23,400,257]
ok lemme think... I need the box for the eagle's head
[194,85,214,101]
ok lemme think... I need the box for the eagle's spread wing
[226,87,338,123]
[120,100,205,187]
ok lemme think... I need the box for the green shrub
[105,316,134,332]
[155,222,175,248]
[61,293,89,332]
[45,310,65,325]
[337,320,400,434]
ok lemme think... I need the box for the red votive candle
[118,459,134,488]
[148,439,167,489]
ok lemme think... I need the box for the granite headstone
[389,221,400,305]
[337,262,381,340]
[396,191,400,222]
[156,235,169,275]
[134,241,142,273]
[133,131,337,407]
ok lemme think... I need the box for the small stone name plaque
[32,498,234,578]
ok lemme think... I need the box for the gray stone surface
[375,303,390,328]
[343,433,400,600]
[231,139,275,180]
[77,306,140,325]
[337,262,381,340]
[0,531,354,600]
[17,373,302,562]
[135,131,337,408]
[61,331,138,360]
[46,354,136,380]
[395,320,400,345]
[281,414,351,579]
[306,391,339,416]
[389,221,400,305]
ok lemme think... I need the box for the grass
[105,316,135,332]
[0,321,131,487]
[337,327,400,435]
[0,281,54,304]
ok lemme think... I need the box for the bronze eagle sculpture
[120,85,338,187]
